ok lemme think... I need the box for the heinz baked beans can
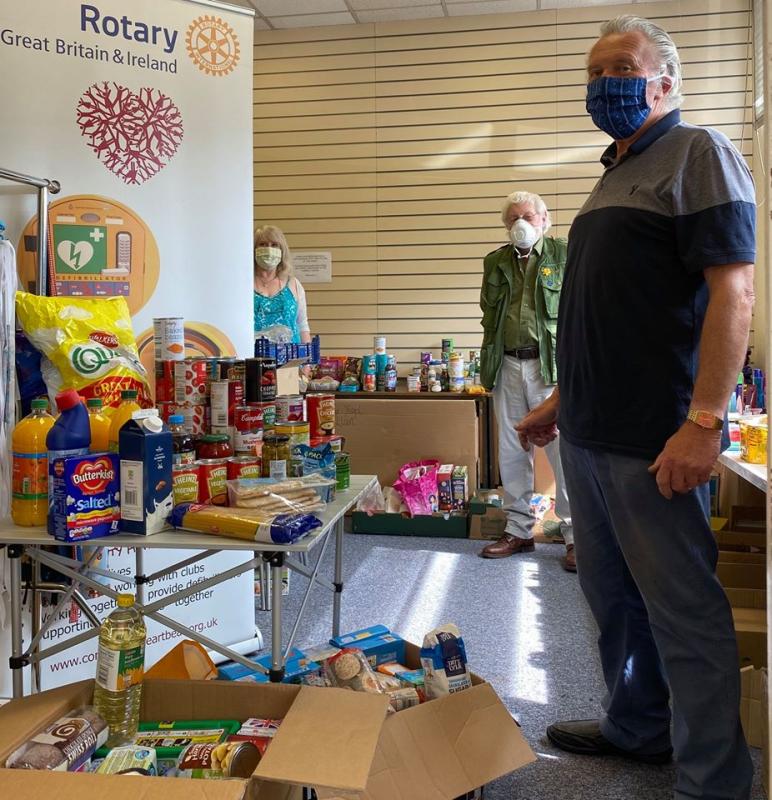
[174,358,210,404]
[227,456,262,480]
[153,317,185,361]
[197,459,228,505]
[275,394,305,424]
[155,359,176,403]
[173,463,200,504]
[306,393,336,437]
[245,358,278,403]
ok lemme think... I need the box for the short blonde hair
[501,191,552,233]
[254,225,293,279]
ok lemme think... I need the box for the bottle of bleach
[46,389,91,534]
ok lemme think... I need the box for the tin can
[234,404,265,455]
[153,317,185,361]
[176,403,208,436]
[374,335,386,355]
[275,394,305,424]
[155,359,176,402]
[450,352,465,379]
[442,338,455,355]
[245,358,277,403]
[274,421,310,450]
[227,455,262,480]
[306,393,335,437]
[210,379,244,430]
[310,435,344,453]
[173,463,200,504]
[197,458,228,505]
[335,452,350,491]
[176,741,261,779]
[157,401,177,423]
[420,352,432,366]
[174,358,210,404]
[216,357,240,381]
[248,400,276,430]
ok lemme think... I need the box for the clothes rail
[0,167,60,296]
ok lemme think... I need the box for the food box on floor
[335,398,480,489]
[351,511,469,538]
[733,607,767,668]
[740,666,767,748]
[468,502,507,540]
[717,550,766,591]
[0,670,535,800]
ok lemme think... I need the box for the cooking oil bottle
[11,399,55,526]
[93,593,147,746]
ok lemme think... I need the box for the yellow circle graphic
[17,194,160,317]
[186,15,240,77]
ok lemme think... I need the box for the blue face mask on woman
[586,73,665,140]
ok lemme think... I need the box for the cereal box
[437,464,454,511]
[452,465,468,510]
[51,453,120,542]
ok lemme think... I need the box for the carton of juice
[119,410,173,535]
[452,465,468,510]
[437,464,454,511]
[51,453,120,542]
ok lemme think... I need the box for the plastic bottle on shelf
[93,593,147,747]
[87,397,111,453]
[109,389,141,452]
[168,413,195,466]
[11,399,55,526]
[46,390,91,533]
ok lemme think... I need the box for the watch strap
[687,409,723,430]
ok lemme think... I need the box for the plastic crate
[253,334,321,366]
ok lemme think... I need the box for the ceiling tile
[350,0,432,8]
[447,0,537,10]
[356,5,444,22]
[255,0,347,15]
[253,17,271,29]
[541,0,629,7]
[268,11,357,28]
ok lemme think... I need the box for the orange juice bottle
[87,397,111,453]
[109,390,140,452]
[11,399,55,526]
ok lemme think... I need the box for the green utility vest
[479,237,567,391]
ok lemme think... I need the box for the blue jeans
[560,439,752,800]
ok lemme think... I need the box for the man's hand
[648,422,721,499]
[515,392,560,451]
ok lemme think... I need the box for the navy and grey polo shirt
[557,109,756,460]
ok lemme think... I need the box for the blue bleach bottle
[46,389,91,534]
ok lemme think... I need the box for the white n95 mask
[510,219,540,250]
[255,246,281,270]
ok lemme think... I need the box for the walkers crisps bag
[15,293,152,413]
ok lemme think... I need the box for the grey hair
[501,191,552,233]
[254,224,293,279]
[598,15,683,110]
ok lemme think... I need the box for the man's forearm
[691,265,754,417]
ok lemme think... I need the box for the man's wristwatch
[686,409,723,430]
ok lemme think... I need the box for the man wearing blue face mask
[516,15,755,800]
[478,191,574,571]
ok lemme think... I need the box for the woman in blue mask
[253,224,311,345]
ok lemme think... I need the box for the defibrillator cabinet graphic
[18,195,159,315]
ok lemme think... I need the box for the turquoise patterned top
[254,283,301,344]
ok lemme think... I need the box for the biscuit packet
[323,648,383,694]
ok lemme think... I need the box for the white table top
[718,452,767,493]
[0,475,378,553]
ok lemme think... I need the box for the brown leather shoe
[562,544,577,572]
[480,534,535,559]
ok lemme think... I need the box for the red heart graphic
[76,82,184,185]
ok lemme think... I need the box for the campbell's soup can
[310,435,344,453]
[173,463,200,504]
[153,317,185,361]
[155,359,176,403]
[227,455,262,480]
[177,403,208,436]
[245,358,278,403]
[174,358,210,404]
[250,401,276,429]
[306,393,336,437]
[234,404,264,455]
[275,394,305,424]
[198,458,228,505]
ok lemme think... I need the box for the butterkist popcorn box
[0,644,535,799]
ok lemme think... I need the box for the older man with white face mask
[478,191,574,570]
[517,16,756,799]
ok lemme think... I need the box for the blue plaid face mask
[586,73,665,140]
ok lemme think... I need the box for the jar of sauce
[196,433,233,460]
[261,433,290,480]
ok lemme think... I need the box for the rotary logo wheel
[186,15,240,77]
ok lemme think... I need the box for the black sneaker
[547,719,673,765]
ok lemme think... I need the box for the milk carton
[452,465,468,510]
[119,410,173,535]
[50,453,120,542]
[437,464,454,511]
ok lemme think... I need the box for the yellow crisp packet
[15,292,152,414]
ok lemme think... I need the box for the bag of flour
[420,624,472,699]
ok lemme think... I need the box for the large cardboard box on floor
[335,398,480,489]
[0,657,534,799]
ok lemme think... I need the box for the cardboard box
[0,655,535,799]
[730,505,766,533]
[469,504,507,540]
[762,670,769,796]
[733,607,767,668]
[717,550,766,591]
[740,666,766,748]
[335,398,479,489]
